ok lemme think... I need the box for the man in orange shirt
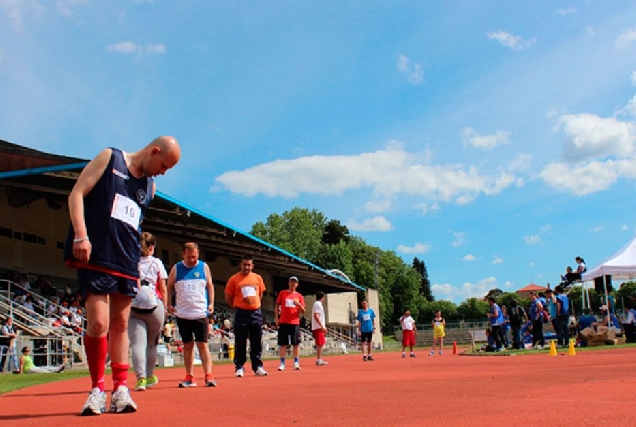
[224,255,268,378]
[275,276,305,371]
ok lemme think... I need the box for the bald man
[64,136,180,416]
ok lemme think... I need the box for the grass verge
[0,369,90,395]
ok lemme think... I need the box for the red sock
[111,363,129,391]
[84,335,107,391]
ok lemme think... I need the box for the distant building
[516,283,550,299]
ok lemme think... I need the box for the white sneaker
[235,367,245,378]
[428,351,435,356]
[254,367,268,376]
[80,388,107,416]
[278,363,285,371]
[110,386,137,413]
[316,359,329,366]
[294,362,301,371]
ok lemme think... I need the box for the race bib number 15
[111,193,141,229]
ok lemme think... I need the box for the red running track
[1,348,635,426]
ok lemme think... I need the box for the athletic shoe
[235,367,245,378]
[410,353,416,358]
[428,351,435,356]
[439,350,443,355]
[145,375,159,388]
[402,353,406,358]
[56,365,65,373]
[367,355,374,361]
[362,355,367,361]
[179,375,197,388]
[205,375,217,387]
[294,362,301,370]
[278,363,285,371]
[254,367,268,376]
[110,386,137,413]
[134,378,147,391]
[316,359,329,366]
[80,388,107,416]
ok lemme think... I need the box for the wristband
[73,236,89,243]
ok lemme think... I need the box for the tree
[322,219,350,245]
[616,281,636,309]
[250,207,326,262]
[457,298,490,322]
[412,257,434,301]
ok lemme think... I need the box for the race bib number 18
[111,193,141,229]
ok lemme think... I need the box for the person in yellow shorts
[429,310,446,355]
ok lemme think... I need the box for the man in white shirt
[311,291,328,366]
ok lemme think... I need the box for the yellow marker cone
[549,340,557,356]
[568,338,576,356]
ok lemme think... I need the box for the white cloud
[397,243,432,255]
[523,235,541,245]
[214,142,518,204]
[589,224,604,233]
[509,154,533,172]
[56,0,88,17]
[347,216,393,232]
[616,29,636,49]
[539,160,618,195]
[461,127,510,150]
[632,71,636,86]
[539,224,552,234]
[0,0,44,31]
[622,224,630,230]
[463,254,476,261]
[557,113,635,161]
[556,8,576,16]
[397,53,423,85]
[492,256,503,265]
[364,199,392,213]
[413,202,441,215]
[450,231,467,247]
[487,30,536,51]
[432,276,507,303]
[107,41,166,55]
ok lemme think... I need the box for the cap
[289,276,299,282]
[600,305,608,311]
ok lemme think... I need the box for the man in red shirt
[275,276,305,371]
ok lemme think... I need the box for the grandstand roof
[0,139,365,294]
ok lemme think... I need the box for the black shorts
[78,269,137,299]
[277,324,301,346]
[176,317,209,343]
[360,332,373,343]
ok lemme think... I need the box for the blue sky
[2,1,636,303]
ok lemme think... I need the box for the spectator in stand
[356,299,376,361]
[167,242,216,388]
[311,291,329,366]
[16,274,31,296]
[72,309,84,334]
[18,346,65,374]
[399,308,417,358]
[275,276,305,371]
[529,292,545,349]
[224,255,269,378]
[507,299,527,349]
[22,295,36,324]
[486,298,504,352]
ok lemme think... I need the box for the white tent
[582,236,636,281]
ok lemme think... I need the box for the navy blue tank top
[64,148,154,277]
